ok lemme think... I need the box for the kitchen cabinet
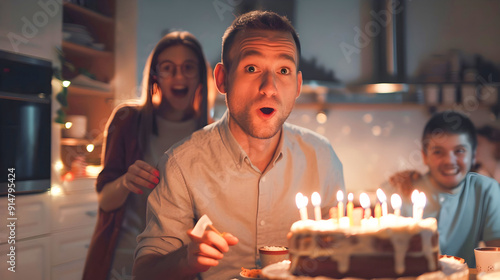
[50,178,98,280]
[0,192,52,280]
[0,236,51,280]
[60,1,116,172]
[0,179,98,280]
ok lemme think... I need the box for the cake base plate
[262,258,469,280]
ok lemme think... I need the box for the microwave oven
[0,50,52,195]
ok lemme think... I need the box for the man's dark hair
[422,111,477,153]
[221,10,301,71]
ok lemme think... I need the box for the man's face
[217,29,302,139]
[423,133,476,192]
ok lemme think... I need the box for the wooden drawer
[51,191,98,231]
[51,259,85,280]
[50,226,94,266]
[0,192,51,243]
[0,236,51,280]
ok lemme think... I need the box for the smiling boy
[133,11,345,280]
[393,111,500,267]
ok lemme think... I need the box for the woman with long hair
[83,31,212,279]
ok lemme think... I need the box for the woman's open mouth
[171,85,189,97]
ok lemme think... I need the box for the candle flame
[359,193,371,209]
[376,188,387,203]
[296,193,304,209]
[391,193,402,210]
[337,190,344,202]
[348,192,353,202]
[311,192,321,207]
[418,192,427,208]
[303,196,309,208]
[411,189,420,204]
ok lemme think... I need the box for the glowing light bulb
[54,160,64,172]
[86,144,94,152]
[316,111,327,124]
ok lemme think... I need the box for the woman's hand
[185,229,238,272]
[122,160,160,195]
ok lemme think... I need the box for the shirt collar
[218,111,247,168]
[422,173,466,196]
[218,111,285,169]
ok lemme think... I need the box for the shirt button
[439,196,445,203]
[261,177,266,183]
[260,220,266,226]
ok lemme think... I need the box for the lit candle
[374,203,381,220]
[417,192,426,221]
[411,190,420,220]
[296,192,309,220]
[347,193,354,226]
[391,193,402,217]
[359,193,371,219]
[311,192,322,221]
[337,190,344,219]
[376,188,388,216]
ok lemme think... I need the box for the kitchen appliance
[0,50,52,195]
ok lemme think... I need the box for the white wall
[294,0,362,83]
[0,0,62,62]
[136,0,236,87]
[286,105,494,195]
[406,0,500,77]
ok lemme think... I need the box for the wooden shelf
[63,2,115,51]
[67,85,113,98]
[62,40,114,83]
[60,0,115,171]
[61,138,102,146]
[62,41,113,58]
[63,2,113,25]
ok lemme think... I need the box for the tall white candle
[359,193,371,220]
[411,189,420,220]
[311,192,322,221]
[296,192,309,220]
[391,193,402,217]
[417,192,426,220]
[337,190,344,219]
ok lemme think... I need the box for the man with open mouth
[133,10,345,280]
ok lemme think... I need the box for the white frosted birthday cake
[287,216,440,279]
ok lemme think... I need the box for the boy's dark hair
[221,10,301,71]
[422,111,477,153]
